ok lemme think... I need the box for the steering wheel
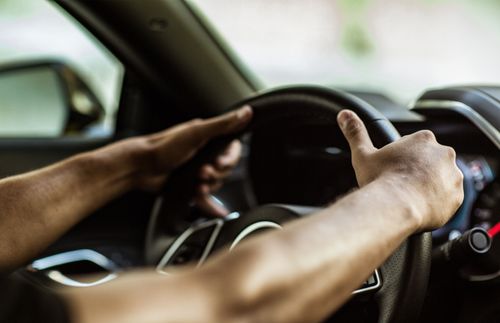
[145,86,432,323]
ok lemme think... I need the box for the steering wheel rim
[145,85,431,323]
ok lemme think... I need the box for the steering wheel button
[471,230,489,250]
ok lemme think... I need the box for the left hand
[133,105,252,216]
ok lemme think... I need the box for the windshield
[190,0,500,105]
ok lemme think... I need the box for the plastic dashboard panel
[412,86,500,150]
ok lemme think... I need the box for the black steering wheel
[145,86,432,323]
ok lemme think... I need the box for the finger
[199,164,231,182]
[196,183,224,208]
[194,192,229,217]
[216,140,242,170]
[207,181,223,193]
[337,110,376,155]
[198,182,224,194]
[196,105,253,140]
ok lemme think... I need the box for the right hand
[337,110,464,231]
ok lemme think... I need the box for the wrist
[373,174,427,232]
[115,136,170,192]
[82,137,151,192]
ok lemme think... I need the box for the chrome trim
[466,270,500,282]
[352,269,382,295]
[29,249,118,287]
[146,194,231,255]
[156,218,225,274]
[145,195,165,246]
[43,270,118,288]
[229,221,283,251]
[413,100,500,149]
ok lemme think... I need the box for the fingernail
[236,105,252,121]
[337,110,353,129]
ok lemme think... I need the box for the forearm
[0,106,252,273]
[203,176,422,323]
[65,269,217,323]
[65,176,422,323]
[0,139,145,272]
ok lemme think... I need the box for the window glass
[0,67,66,136]
[191,0,500,104]
[0,0,123,137]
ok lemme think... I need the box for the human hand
[135,106,252,216]
[337,110,464,231]
[195,139,242,216]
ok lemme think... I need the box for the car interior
[0,0,499,322]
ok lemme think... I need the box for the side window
[0,0,123,138]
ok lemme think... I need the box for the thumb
[337,110,376,155]
[196,105,253,140]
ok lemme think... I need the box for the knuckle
[187,118,203,127]
[445,146,456,159]
[231,140,242,151]
[416,130,436,142]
